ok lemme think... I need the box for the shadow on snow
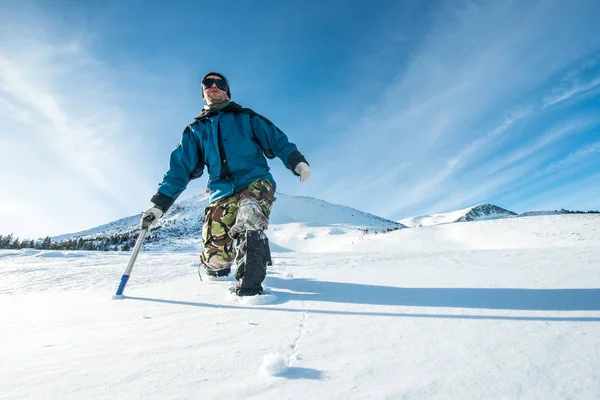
[125,276,600,322]
[264,276,600,312]
[274,367,325,380]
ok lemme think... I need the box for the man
[141,72,310,296]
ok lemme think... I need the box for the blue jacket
[151,102,307,211]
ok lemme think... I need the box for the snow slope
[519,210,570,217]
[54,193,405,251]
[1,214,599,399]
[400,203,517,227]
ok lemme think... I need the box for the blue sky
[1,0,599,238]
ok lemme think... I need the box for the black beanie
[201,72,231,99]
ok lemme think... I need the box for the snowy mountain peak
[400,203,517,227]
[54,192,406,251]
[458,203,518,222]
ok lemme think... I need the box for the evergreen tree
[41,236,52,249]
[1,234,14,249]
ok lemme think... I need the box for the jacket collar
[195,101,243,120]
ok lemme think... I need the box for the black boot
[234,230,270,296]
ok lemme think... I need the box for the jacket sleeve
[151,126,203,212]
[250,113,309,175]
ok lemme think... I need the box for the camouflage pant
[200,179,276,271]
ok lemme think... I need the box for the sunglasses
[202,77,228,91]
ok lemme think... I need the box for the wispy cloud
[0,42,124,195]
[546,139,600,172]
[485,117,599,175]
[0,9,152,236]
[542,53,600,108]
[316,0,600,219]
[408,114,600,216]
[543,77,600,108]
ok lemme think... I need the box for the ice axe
[112,214,154,299]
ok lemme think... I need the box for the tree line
[0,232,158,252]
[557,209,600,214]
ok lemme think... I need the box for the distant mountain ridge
[42,195,598,251]
[399,203,598,227]
[459,204,518,222]
[52,192,406,250]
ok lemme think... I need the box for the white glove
[294,162,310,182]
[140,205,163,229]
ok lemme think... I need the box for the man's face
[202,75,229,105]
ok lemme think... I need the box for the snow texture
[1,208,600,399]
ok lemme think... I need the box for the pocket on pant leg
[201,197,239,268]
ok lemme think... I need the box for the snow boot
[234,229,270,296]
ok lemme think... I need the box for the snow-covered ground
[1,214,599,399]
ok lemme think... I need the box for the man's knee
[229,197,269,239]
